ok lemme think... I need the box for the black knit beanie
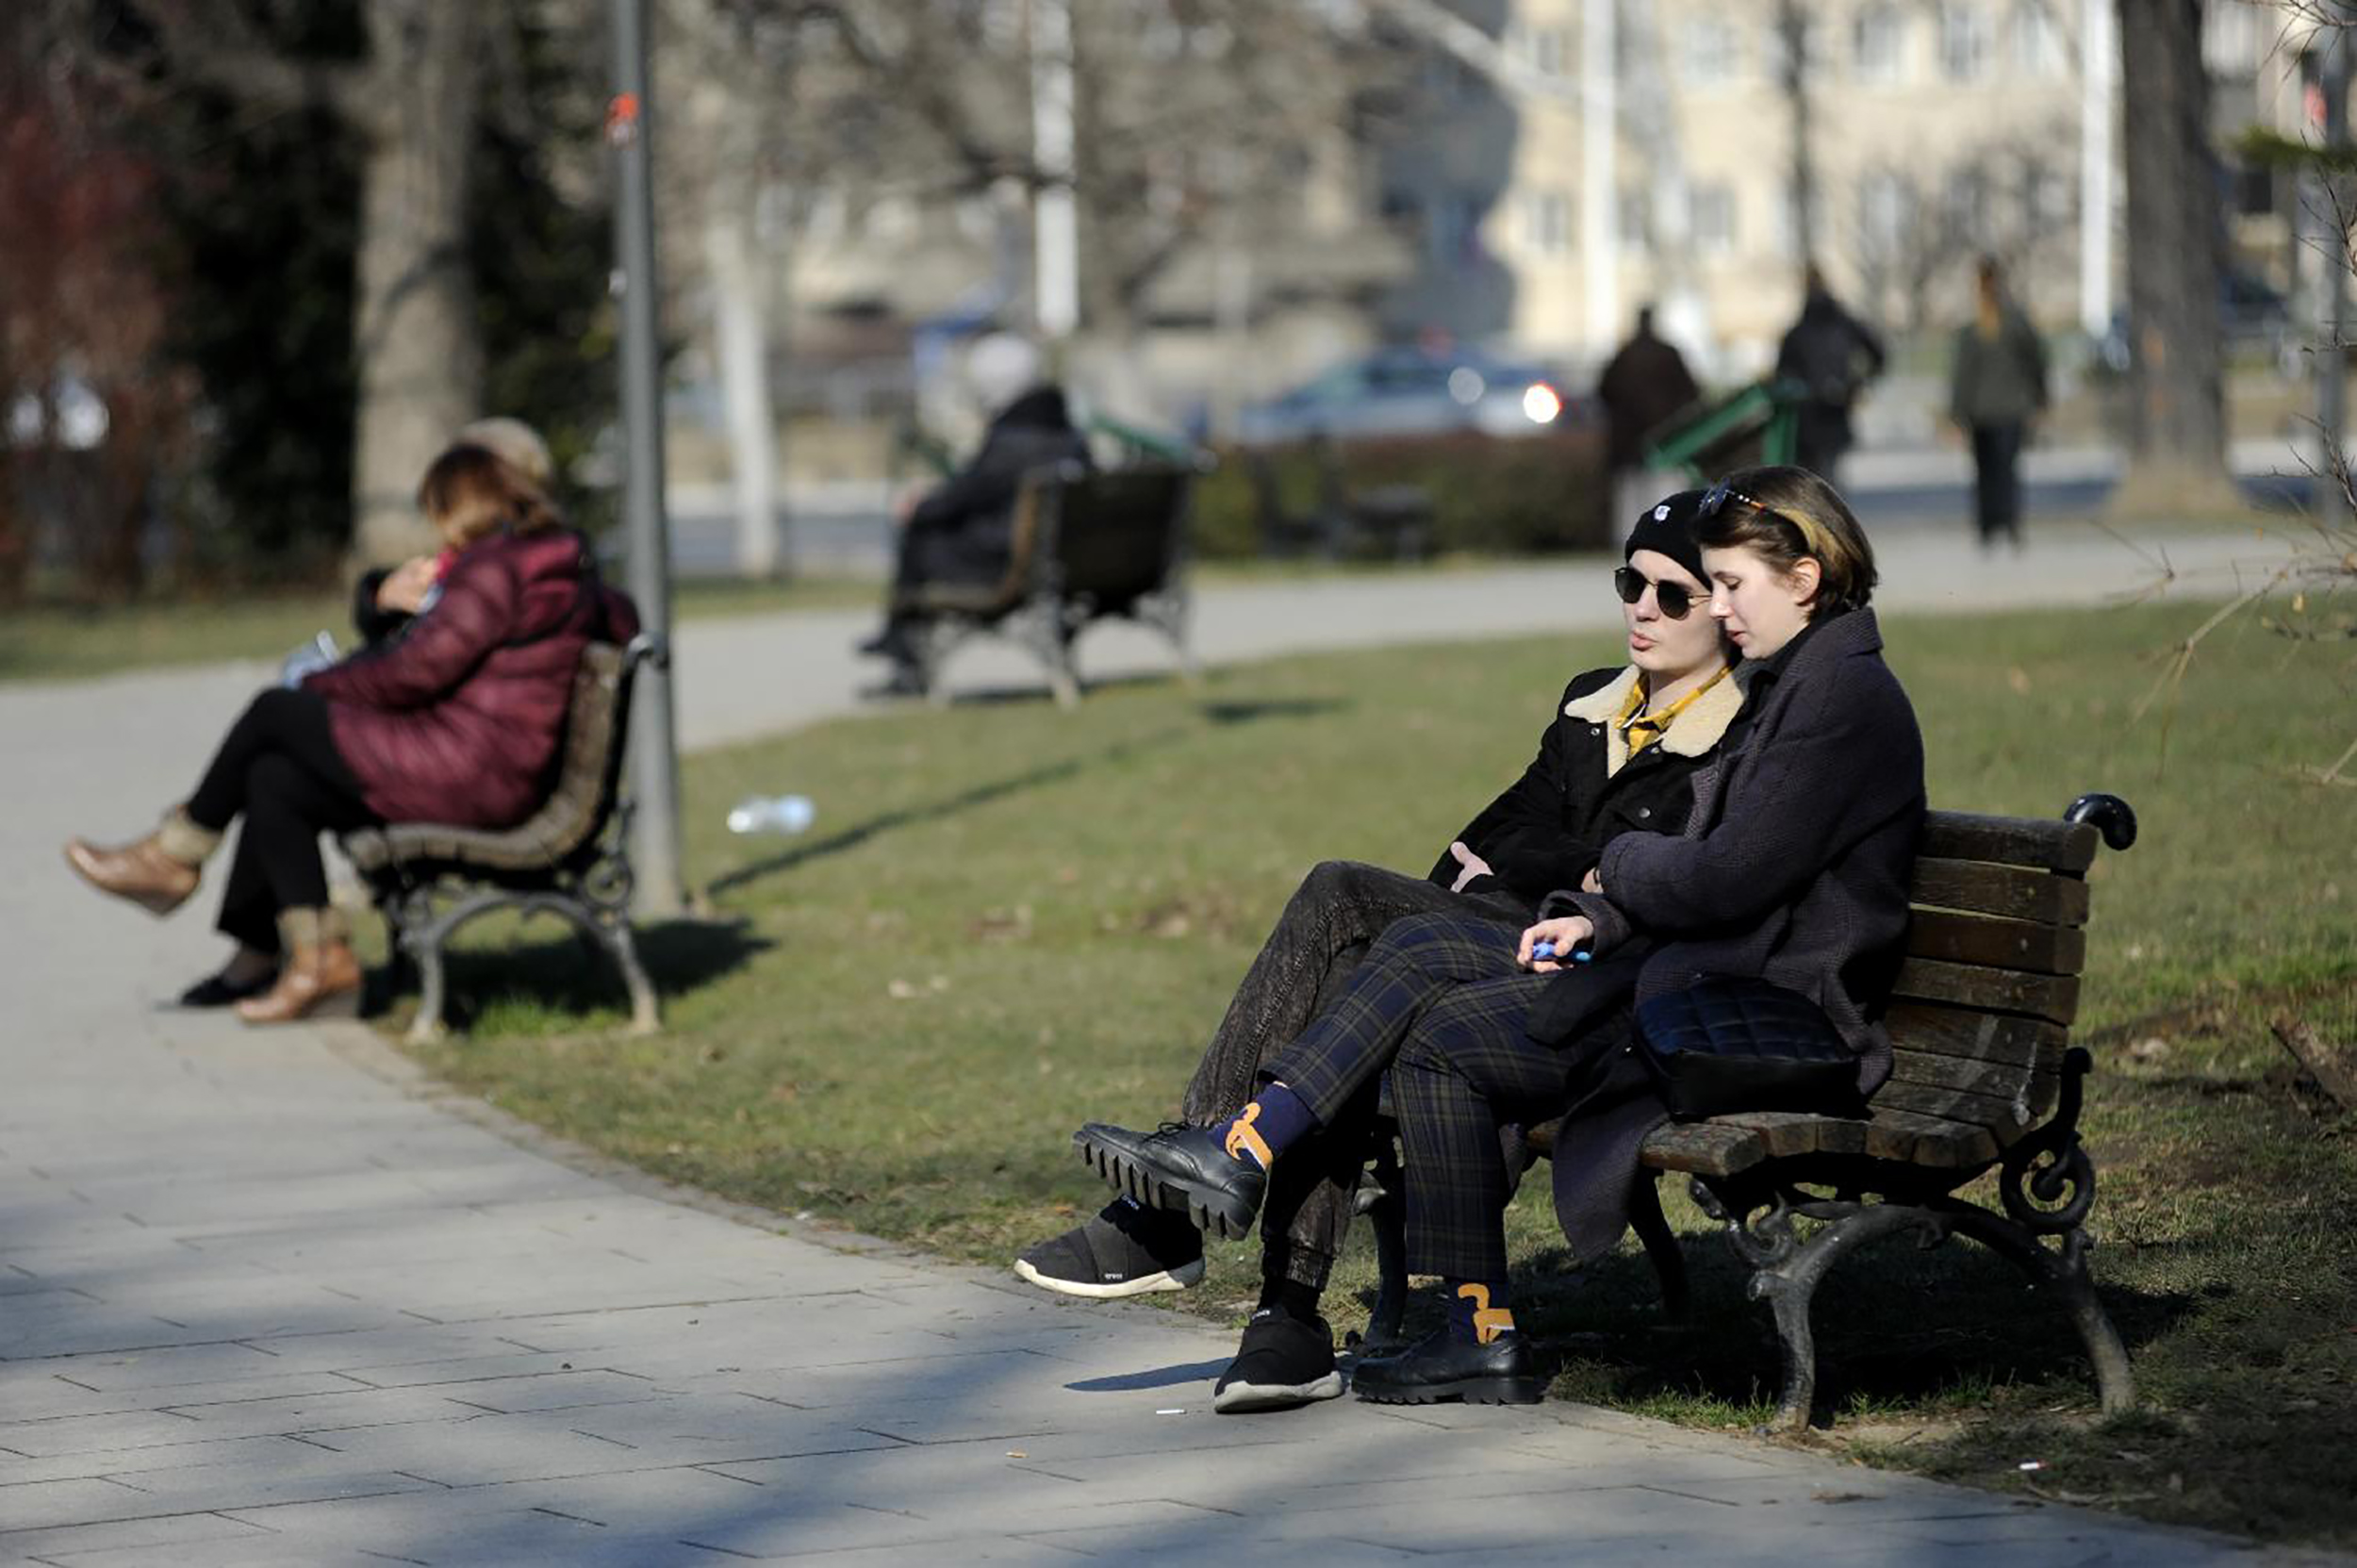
[1624,488,1709,585]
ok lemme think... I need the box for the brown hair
[416,442,562,548]
[1693,465,1877,613]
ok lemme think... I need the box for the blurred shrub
[1190,429,1610,560]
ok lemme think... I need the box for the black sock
[1253,1274,1324,1324]
[1443,1277,1516,1345]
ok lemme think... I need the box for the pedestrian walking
[1775,265,1886,483]
[1596,305,1701,535]
[1949,256,2049,551]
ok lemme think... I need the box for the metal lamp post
[607,0,685,917]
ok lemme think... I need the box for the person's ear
[1788,556,1823,608]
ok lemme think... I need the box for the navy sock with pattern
[1216,1082,1317,1171]
[1443,1277,1516,1345]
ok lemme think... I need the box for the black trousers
[1175,861,1529,1291]
[187,688,380,953]
[1969,421,2025,544]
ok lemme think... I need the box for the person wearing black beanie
[1038,489,1744,1414]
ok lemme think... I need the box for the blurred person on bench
[1020,490,1745,1411]
[64,442,640,1021]
[857,334,1092,695]
[354,417,558,648]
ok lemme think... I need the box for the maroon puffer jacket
[305,528,643,828]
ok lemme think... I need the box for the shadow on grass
[1349,1224,2194,1426]
[707,697,1349,897]
[376,916,773,1032]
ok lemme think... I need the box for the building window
[1943,168,1988,239]
[1682,17,1741,86]
[2010,1,2062,77]
[1618,189,1650,253]
[1939,1,1990,82]
[1525,189,1574,256]
[1859,171,1912,255]
[1854,4,1906,86]
[1532,25,1570,77]
[1691,185,1738,255]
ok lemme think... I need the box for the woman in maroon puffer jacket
[65,443,641,1024]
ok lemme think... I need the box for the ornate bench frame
[1364,793,2141,1430]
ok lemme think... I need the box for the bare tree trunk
[2109,0,2239,519]
[350,0,487,569]
[1774,0,1816,265]
[703,196,781,577]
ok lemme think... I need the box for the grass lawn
[397,596,2355,1550]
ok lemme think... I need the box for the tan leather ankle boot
[63,811,214,916]
[237,909,361,1025]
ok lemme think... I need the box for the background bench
[1361,793,2141,1429]
[897,461,1200,707]
[341,634,662,1045]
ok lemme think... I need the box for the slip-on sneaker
[1073,1121,1266,1239]
[1014,1201,1206,1299]
[1212,1307,1344,1413]
[1351,1325,1545,1406]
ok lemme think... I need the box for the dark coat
[1950,306,2049,427]
[1543,607,1925,1259]
[1596,329,1701,472]
[1430,664,1746,912]
[902,387,1093,586]
[304,528,642,828]
[1777,291,1886,470]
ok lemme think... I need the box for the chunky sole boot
[1073,1121,1265,1240]
[1351,1326,1546,1407]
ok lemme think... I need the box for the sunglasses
[1613,565,1700,619]
[1698,479,1820,551]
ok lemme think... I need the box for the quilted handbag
[1633,977,1869,1122]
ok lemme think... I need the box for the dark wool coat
[305,528,642,828]
[1542,607,1925,1259]
[1431,664,1746,910]
[902,387,1094,585]
[1596,329,1701,471]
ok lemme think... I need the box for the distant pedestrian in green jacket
[1949,256,2049,550]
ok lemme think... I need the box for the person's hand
[891,479,931,527]
[375,555,438,615]
[1445,840,1493,894]
[1518,916,1595,972]
[1580,867,1604,895]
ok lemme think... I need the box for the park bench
[896,461,1200,707]
[340,634,663,1046]
[1244,438,1435,563]
[1361,793,2142,1429]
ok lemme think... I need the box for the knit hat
[1624,489,1709,585]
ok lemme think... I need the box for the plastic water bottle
[726,794,816,835]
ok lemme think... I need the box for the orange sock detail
[1223,1102,1275,1169]
[1458,1282,1516,1345]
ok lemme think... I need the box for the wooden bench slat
[1920,811,2099,874]
[1860,1106,2001,1166]
[1713,1110,1871,1158]
[1910,858,2091,926]
[1639,1121,1768,1178]
[1892,958,2080,1025]
[1888,1048,2055,1104]
[1886,1003,2068,1067]
[1872,1081,2037,1142]
[1905,910,2087,976]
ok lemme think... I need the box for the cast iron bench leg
[1364,1138,1410,1348]
[1628,1170,1691,1325]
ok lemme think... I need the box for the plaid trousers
[1392,991,1634,1280]
[1175,862,1528,1290]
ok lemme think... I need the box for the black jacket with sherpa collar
[1429,663,1747,910]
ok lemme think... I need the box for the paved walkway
[2,526,2332,1565]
